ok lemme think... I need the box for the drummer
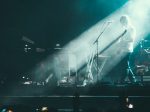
[134,46,150,75]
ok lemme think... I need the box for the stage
[0,83,150,112]
[1,0,150,111]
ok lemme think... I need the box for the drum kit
[129,39,150,76]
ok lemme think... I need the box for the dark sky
[0,0,127,78]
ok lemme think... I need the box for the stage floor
[0,84,150,112]
[1,83,150,96]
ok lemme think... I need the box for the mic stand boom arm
[93,22,112,83]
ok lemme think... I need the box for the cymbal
[98,55,110,58]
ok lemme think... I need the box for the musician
[118,15,137,83]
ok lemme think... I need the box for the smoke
[32,0,150,84]
[125,0,150,40]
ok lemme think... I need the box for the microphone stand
[93,22,112,83]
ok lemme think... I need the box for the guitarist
[118,15,137,83]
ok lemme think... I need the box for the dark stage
[1,0,150,112]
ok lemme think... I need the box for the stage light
[1,108,13,112]
[41,107,48,111]
[7,109,13,112]
[1,108,7,112]
[128,103,134,109]
[126,97,129,103]
[36,108,40,111]
[56,43,60,47]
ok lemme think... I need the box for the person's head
[120,15,130,28]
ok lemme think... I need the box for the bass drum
[128,47,150,76]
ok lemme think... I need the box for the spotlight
[36,108,40,111]
[7,109,13,112]
[22,76,25,79]
[1,108,7,112]
[126,97,129,103]
[41,107,48,112]
[128,103,134,109]
[56,43,60,47]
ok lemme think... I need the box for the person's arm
[131,26,136,42]
[129,26,136,52]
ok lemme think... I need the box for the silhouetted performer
[118,15,137,83]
